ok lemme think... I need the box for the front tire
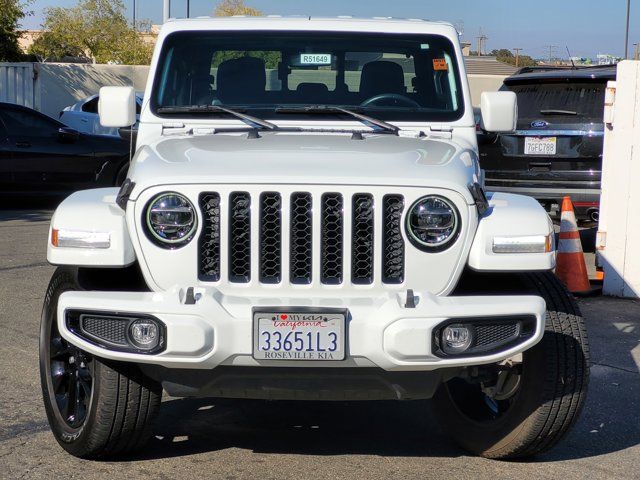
[433,272,589,459]
[39,267,162,459]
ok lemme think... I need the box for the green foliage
[0,0,31,61]
[29,0,153,64]
[490,49,538,68]
[211,2,278,69]
[490,48,513,58]
[214,0,261,17]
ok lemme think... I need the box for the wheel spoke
[65,371,77,423]
[51,361,68,393]
[50,337,70,360]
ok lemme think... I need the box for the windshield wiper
[275,105,399,135]
[156,104,278,130]
[540,109,578,116]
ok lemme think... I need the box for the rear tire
[39,267,162,459]
[433,271,589,459]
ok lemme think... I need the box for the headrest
[360,61,406,98]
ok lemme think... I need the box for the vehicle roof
[158,15,458,37]
[505,65,616,84]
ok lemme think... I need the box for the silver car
[60,92,143,137]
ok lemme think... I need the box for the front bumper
[484,184,600,218]
[57,288,546,372]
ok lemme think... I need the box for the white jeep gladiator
[39,16,589,460]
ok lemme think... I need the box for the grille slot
[80,316,128,346]
[382,194,405,284]
[320,193,344,285]
[229,191,251,283]
[198,192,221,281]
[259,192,282,283]
[290,192,313,284]
[474,323,519,347]
[352,193,375,284]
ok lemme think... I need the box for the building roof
[463,56,518,76]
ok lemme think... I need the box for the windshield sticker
[433,58,448,71]
[300,53,332,65]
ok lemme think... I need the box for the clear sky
[21,0,640,60]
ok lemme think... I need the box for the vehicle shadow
[0,197,60,222]
[126,335,639,464]
[139,397,462,459]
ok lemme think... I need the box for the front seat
[359,60,406,99]
[216,56,266,105]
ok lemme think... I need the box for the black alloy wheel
[48,321,93,429]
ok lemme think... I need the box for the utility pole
[132,0,136,29]
[513,48,523,67]
[186,0,190,18]
[625,0,631,58]
[543,45,558,64]
[476,29,488,56]
[163,0,171,23]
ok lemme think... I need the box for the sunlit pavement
[0,210,637,479]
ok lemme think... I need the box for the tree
[490,48,513,58]
[211,1,279,68]
[490,48,538,68]
[214,0,261,17]
[29,0,152,64]
[0,0,31,61]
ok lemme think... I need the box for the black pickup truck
[479,65,616,222]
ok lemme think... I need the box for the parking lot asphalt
[0,208,638,480]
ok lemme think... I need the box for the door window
[0,107,60,137]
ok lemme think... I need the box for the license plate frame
[524,136,557,155]
[252,308,347,361]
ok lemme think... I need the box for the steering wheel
[360,93,421,108]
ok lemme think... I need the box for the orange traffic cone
[555,197,591,293]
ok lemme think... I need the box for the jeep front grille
[198,191,405,286]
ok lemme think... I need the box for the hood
[129,132,478,202]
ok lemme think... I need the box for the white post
[597,60,640,297]
[163,0,171,23]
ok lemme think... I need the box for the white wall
[598,60,640,298]
[0,62,149,118]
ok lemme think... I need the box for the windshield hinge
[428,125,454,138]
[162,123,191,136]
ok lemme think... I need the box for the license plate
[253,310,346,361]
[524,136,557,155]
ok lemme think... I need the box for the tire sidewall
[39,268,99,454]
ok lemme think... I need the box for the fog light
[442,324,473,353]
[129,319,160,350]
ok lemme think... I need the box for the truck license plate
[524,136,557,155]
[253,311,345,361]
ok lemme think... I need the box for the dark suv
[479,65,616,221]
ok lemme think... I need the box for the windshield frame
[149,30,466,124]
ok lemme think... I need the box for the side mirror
[480,91,517,133]
[99,86,136,128]
[57,127,80,143]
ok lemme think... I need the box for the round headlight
[406,196,460,251]
[145,193,197,247]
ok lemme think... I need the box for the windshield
[151,31,464,122]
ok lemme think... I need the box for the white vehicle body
[60,93,143,137]
[46,17,554,396]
